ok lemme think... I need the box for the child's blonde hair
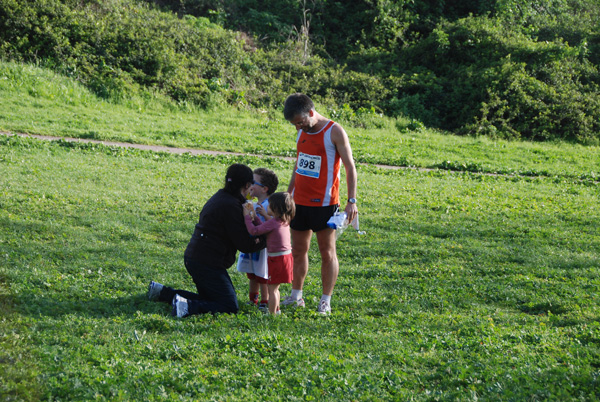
[268,192,295,224]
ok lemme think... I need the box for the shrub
[386,15,600,142]
[1,0,599,143]
[0,0,256,105]
[467,59,600,142]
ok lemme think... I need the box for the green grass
[1,134,599,400]
[1,61,599,181]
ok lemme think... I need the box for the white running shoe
[147,281,164,301]
[317,300,331,315]
[281,296,305,307]
[171,294,189,318]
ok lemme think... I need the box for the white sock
[320,294,331,304]
[291,289,303,300]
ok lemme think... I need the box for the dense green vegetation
[1,0,599,142]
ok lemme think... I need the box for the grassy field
[1,61,600,400]
[1,61,598,180]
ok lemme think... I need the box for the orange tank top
[293,120,341,207]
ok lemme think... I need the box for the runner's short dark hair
[284,93,314,121]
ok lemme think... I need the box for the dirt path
[6,131,596,183]
[1,131,405,170]
[2,131,295,159]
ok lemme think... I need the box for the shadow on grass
[19,293,167,319]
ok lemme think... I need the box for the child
[236,168,279,310]
[243,192,295,315]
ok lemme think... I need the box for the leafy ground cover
[1,61,599,181]
[1,135,599,400]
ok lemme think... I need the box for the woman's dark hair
[283,93,314,121]
[268,192,295,224]
[224,163,253,195]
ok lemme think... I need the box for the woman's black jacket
[184,189,266,269]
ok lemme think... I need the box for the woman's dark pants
[157,258,239,315]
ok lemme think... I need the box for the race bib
[296,153,321,178]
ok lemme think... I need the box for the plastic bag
[327,211,364,239]
[237,249,269,279]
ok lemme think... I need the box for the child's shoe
[247,293,259,306]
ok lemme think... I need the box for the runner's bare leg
[316,228,338,296]
[291,229,312,290]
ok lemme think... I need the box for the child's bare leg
[268,284,280,314]
[249,278,259,304]
[260,282,269,303]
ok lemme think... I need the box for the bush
[467,59,600,143]
[0,0,256,105]
[1,0,599,143]
[383,15,600,142]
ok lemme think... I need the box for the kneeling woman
[148,163,266,317]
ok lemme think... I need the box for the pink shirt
[244,216,291,254]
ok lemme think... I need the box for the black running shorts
[290,204,339,232]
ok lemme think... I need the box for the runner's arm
[331,125,358,222]
[287,166,296,194]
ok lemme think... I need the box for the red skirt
[267,253,293,284]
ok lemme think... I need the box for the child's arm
[256,205,272,221]
[244,215,278,236]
